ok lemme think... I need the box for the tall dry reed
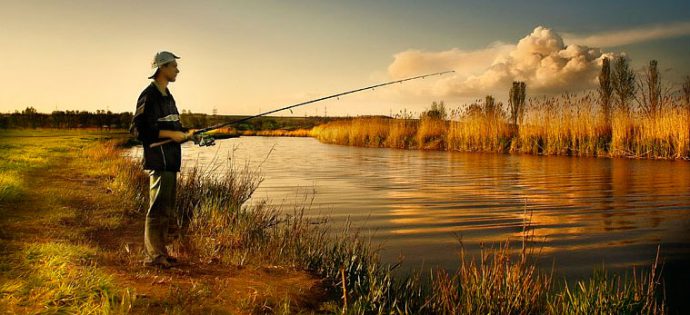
[311,93,689,159]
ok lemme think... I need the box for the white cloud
[386,43,514,79]
[562,21,690,48]
[387,22,690,98]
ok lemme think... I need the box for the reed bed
[251,128,312,137]
[447,114,513,153]
[207,128,312,137]
[311,93,690,159]
[514,93,608,156]
[311,117,421,149]
[96,139,669,314]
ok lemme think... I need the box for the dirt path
[0,144,331,314]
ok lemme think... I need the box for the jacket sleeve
[132,94,160,143]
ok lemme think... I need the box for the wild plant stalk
[681,75,690,114]
[84,140,149,213]
[548,246,665,315]
[430,241,552,314]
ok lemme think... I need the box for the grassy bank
[0,129,669,314]
[0,130,332,313]
[311,93,690,159]
[0,129,127,202]
[112,134,669,313]
[0,130,137,313]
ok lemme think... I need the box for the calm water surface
[127,136,690,299]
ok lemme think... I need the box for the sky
[1,0,689,117]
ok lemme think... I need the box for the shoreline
[0,129,671,314]
[6,123,690,161]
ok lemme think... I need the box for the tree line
[0,107,328,131]
[0,108,225,130]
[0,108,134,129]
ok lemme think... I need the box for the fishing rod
[150,70,455,148]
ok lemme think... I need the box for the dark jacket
[129,82,188,172]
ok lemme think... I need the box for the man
[130,51,193,268]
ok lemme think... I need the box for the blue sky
[0,0,688,116]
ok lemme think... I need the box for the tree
[483,95,505,121]
[21,106,38,128]
[463,102,483,118]
[484,95,497,117]
[260,118,279,130]
[598,58,613,125]
[423,101,447,120]
[611,56,636,116]
[119,112,133,129]
[636,60,664,118]
[0,114,8,129]
[508,81,526,127]
[51,110,66,128]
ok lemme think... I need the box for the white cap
[149,51,180,79]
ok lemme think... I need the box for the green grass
[549,254,664,315]
[0,142,49,202]
[0,130,136,314]
[0,242,134,314]
[0,129,126,202]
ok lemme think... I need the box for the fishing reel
[190,133,215,147]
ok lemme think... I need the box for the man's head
[149,51,180,82]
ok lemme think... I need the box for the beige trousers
[144,170,177,261]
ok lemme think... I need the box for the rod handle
[149,139,174,148]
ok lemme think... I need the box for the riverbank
[0,129,669,314]
[0,130,334,313]
[309,95,690,160]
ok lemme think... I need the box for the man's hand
[171,131,188,143]
[184,130,195,142]
[159,130,190,143]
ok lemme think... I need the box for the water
[127,136,690,305]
